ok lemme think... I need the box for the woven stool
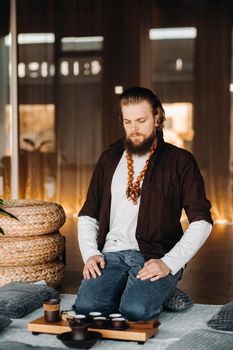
[0,199,66,236]
[0,260,64,287]
[0,231,65,266]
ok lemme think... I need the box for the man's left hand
[136,259,170,281]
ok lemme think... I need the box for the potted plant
[0,198,18,235]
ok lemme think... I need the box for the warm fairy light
[115,86,123,94]
[175,58,183,71]
[149,27,197,40]
[62,207,76,217]
[214,219,233,225]
[163,102,193,149]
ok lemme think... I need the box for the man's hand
[83,255,105,280]
[136,259,170,281]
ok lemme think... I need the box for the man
[74,87,213,321]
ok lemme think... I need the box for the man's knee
[119,302,147,321]
[74,278,117,315]
[75,295,116,316]
[74,286,96,314]
[119,300,161,321]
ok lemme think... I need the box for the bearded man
[74,87,213,321]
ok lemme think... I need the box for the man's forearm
[78,215,102,263]
[161,220,212,275]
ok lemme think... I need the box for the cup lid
[89,312,102,316]
[109,313,122,318]
[74,314,86,318]
[43,298,61,305]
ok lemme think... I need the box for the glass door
[56,38,103,215]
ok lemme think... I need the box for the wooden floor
[59,223,233,305]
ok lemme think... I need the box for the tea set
[60,311,127,348]
[43,299,127,348]
[63,311,127,340]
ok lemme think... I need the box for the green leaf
[0,199,19,227]
[0,208,19,220]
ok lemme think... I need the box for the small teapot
[68,319,90,340]
[71,314,87,325]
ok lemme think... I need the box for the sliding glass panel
[17,1,103,212]
[17,32,56,200]
[56,49,103,215]
[150,27,196,152]
[16,0,103,272]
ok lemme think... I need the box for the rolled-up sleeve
[78,153,106,221]
[179,154,213,225]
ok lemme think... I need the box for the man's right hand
[83,255,105,279]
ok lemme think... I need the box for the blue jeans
[74,250,181,321]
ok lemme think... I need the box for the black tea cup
[111,317,126,329]
[43,298,61,323]
[93,316,107,328]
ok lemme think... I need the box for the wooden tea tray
[28,316,159,343]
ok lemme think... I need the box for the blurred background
[0,0,232,295]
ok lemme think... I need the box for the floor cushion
[0,200,65,236]
[0,281,59,318]
[207,301,233,331]
[164,287,193,311]
[0,316,12,333]
[0,261,64,288]
[165,329,233,350]
[0,232,65,266]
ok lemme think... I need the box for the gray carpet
[165,329,233,350]
[0,294,231,350]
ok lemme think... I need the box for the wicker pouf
[0,231,65,267]
[0,261,64,287]
[0,200,66,236]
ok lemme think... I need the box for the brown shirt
[79,136,213,260]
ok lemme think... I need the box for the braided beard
[124,130,156,155]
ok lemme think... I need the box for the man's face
[122,100,158,146]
